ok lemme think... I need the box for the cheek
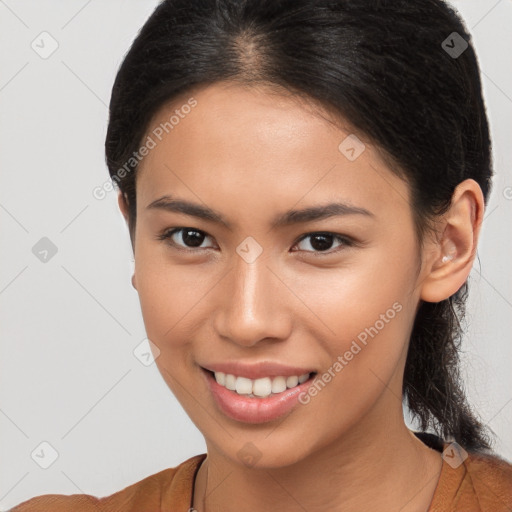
[302,274,411,387]
[289,244,416,340]
[134,258,209,400]
[136,273,201,350]
[133,236,212,343]
[334,302,410,387]
[290,246,417,394]
[293,269,415,439]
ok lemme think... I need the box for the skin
[118,81,484,512]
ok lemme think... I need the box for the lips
[202,361,316,380]
[200,363,318,424]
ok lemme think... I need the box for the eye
[157,228,354,256]
[157,227,216,251]
[292,232,353,255]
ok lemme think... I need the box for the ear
[118,191,130,223]
[419,179,485,303]
[117,192,138,290]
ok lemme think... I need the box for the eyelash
[156,227,355,256]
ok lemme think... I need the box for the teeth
[271,376,287,394]
[253,377,272,397]
[235,377,253,395]
[214,371,311,398]
[225,373,236,391]
[298,373,309,384]
[286,375,299,388]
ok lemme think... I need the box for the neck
[193,408,443,512]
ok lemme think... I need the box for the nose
[213,254,292,348]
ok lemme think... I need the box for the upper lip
[201,361,316,380]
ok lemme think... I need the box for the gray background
[0,0,511,509]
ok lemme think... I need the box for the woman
[11,0,512,510]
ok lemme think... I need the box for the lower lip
[202,368,316,424]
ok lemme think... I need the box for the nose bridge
[214,250,289,346]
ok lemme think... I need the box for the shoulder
[432,448,512,511]
[461,450,512,508]
[8,454,206,512]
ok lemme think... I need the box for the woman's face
[129,82,431,467]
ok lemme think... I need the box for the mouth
[200,367,318,424]
[204,368,316,398]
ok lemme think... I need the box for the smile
[213,371,312,398]
[201,366,318,423]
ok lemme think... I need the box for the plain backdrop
[0,0,511,509]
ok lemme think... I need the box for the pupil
[183,229,204,247]
[311,234,333,251]
[179,231,334,250]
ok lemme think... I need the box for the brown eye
[158,228,215,250]
[293,232,352,255]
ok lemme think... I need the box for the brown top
[9,437,512,512]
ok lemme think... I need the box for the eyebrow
[146,195,374,231]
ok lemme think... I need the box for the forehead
[135,82,411,222]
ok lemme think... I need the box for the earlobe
[131,273,137,290]
[419,179,484,303]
